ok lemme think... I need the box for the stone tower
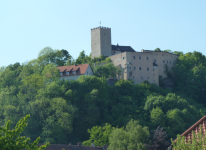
[91,27,112,58]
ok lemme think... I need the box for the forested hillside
[0,47,206,148]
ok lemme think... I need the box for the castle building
[91,26,179,85]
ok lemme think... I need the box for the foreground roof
[112,44,136,52]
[174,115,206,143]
[57,64,90,76]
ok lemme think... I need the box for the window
[154,59,156,63]
[122,57,125,60]
[114,51,116,54]
[130,66,131,69]
[167,60,168,64]
[141,76,143,80]
[133,67,136,70]
[133,56,135,59]
[139,67,141,70]
[139,56,141,59]
[72,71,76,74]
[133,76,134,79]
[170,61,171,64]
[66,71,70,75]
[60,72,63,76]
[147,67,149,71]
[163,60,165,63]
[148,77,149,79]
[127,66,129,69]
[147,57,149,60]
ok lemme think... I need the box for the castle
[91,26,179,85]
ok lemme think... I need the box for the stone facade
[91,27,112,58]
[91,26,179,85]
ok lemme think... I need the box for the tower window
[170,61,171,64]
[141,76,143,80]
[133,76,134,79]
[167,60,168,63]
[154,59,156,63]
[163,60,165,63]
[147,57,149,60]
[122,57,125,60]
[147,67,149,71]
[139,56,141,59]
[139,67,141,70]
[148,77,149,79]
[133,56,135,59]
[134,67,136,70]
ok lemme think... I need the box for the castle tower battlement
[91,26,112,58]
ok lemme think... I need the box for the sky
[0,0,206,67]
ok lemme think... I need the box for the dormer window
[66,71,70,75]
[72,71,76,74]
[60,72,63,76]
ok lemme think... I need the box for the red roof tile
[174,115,206,143]
[57,64,90,76]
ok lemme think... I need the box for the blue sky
[0,0,206,67]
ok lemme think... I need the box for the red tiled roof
[57,64,90,76]
[174,115,206,143]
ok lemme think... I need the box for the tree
[83,123,115,146]
[154,48,161,51]
[108,119,149,150]
[37,47,71,66]
[94,63,121,79]
[0,114,49,150]
[145,126,170,150]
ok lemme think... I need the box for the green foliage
[94,63,121,78]
[172,51,206,105]
[171,125,206,150]
[108,120,149,150]
[0,115,49,150]
[38,47,72,66]
[83,123,115,146]
[154,48,161,51]
[0,47,206,146]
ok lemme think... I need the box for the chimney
[78,142,82,146]
[91,143,95,148]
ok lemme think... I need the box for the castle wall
[128,52,154,84]
[91,27,111,58]
[142,50,179,78]
[110,52,157,85]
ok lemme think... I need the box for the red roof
[57,64,90,76]
[174,115,206,143]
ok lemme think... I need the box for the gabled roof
[174,115,206,143]
[112,44,136,52]
[57,64,90,76]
